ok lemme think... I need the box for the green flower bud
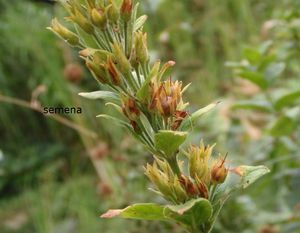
[186,141,215,182]
[48,18,79,46]
[173,176,189,203]
[134,31,149,64]
[70,8,94,34]
[86,0,96,8]
[107,0,119,24]
[112,43,131,75]
[144,162,173,200]
[91,8,107,29]
[86,61,108,84]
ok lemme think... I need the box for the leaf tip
[100,209,122,218]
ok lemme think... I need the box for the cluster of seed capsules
[145,142,228,204]
[49,0,190,133]
[49,0,229,204]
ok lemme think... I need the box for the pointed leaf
[154,130,187,157]
[274,90,300,110]
[238,71,268,89]
[243,47,262,64]
[96,114,130,128]
[79,91,120,103]
[269,116,295,137]
[164,198,213,227]
[235,165,270,188]
[101,203,168,221]
[105,102,122,113]
[136,61,160,102]
[231,100,272,113]
[180,102,218,131]
[264,62,285,83]
[134,15,148,31]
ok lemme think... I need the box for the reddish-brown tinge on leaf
[230,167,243,176]
[100,209,122,218]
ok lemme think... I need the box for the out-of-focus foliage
[0,0,299,233]
[218,1,300,232]
[143,0,278,104]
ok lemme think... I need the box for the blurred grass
[1,0,298,233]
[144,0,277,104]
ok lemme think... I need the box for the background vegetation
[0,0,299,232]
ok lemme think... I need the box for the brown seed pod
[63,63,83,83]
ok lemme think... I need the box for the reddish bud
[211,155,228,184]
[121,96,140,121]
[196,180,209,199]
[171,110,188,130]
[107,57,121,86]
[120,0,133,22]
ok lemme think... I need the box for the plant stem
[124,22,128,56]
[167,154,181,176]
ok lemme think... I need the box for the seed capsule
[134,31,149,64]
[112,43,131,75]
[107,0,119,24]
[86,61,108,84]
[211,155,228,184]
[91,8,107,29]
[149,79,184,118]
[48,18,79,46]
[120,0,133,22]
[121,95,140,121]
[71,8,94,34]
[106,57,121,86]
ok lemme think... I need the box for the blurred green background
[0,0,299,232]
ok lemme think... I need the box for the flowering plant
[49,1,269,232]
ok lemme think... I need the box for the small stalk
[106,28,115,42]
[103,31,112,51]
[135,66,142,86]
[167,154,181,176]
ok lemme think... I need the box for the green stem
[106,28,115,43]
[124,22,128,56]
[103,31,112,51]
[135,66,142,86]
[93,33,109,51]
[167,154,181,176]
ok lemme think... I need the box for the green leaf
[136,61,160,102]
[154,130,187,157]
[101,203,168,221]
[243,47,262,64]
[231,100,272,113]
[225,61,244,68]
[274,90,300,110]
[96,114,131,129]
[74,24,98,48]
[105,102,122,113]
[101,199,213,228]
[258,40,273,54]
[134,15,148,31]
[236,165,270,188]
[180,102,219,131]
[264,62,285,83]
[238,71,268,89]
[164,198,213,227]
[79,91,120,103]
[269,115,295,137]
